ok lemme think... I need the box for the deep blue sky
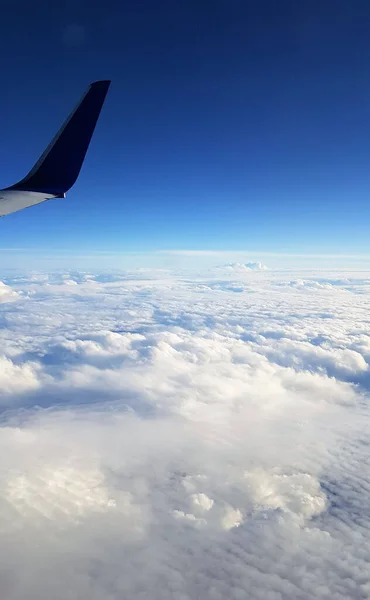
[2,0,370,257]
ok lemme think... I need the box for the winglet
[5,80,111,195]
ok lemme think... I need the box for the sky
[2,1,370,261]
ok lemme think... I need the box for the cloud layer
[0,268,370,599]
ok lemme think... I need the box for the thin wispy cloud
[158,249,370,259]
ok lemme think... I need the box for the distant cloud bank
[221,261,269,271]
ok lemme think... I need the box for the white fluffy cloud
[0,268,369,598]
[0,281,19,303]
[220,261,269,272]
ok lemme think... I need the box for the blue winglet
[6,80,111,195]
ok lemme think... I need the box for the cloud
[245,261,268,270]
[0,268,370,598]
[221,262,269,272]
[0,280,19,303]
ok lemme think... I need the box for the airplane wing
[0,80,110,216]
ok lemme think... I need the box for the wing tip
[89,80,111,89]
[3,79,111,196]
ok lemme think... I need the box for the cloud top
[221,261,269,271]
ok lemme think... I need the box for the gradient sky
[1,0,370,258]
